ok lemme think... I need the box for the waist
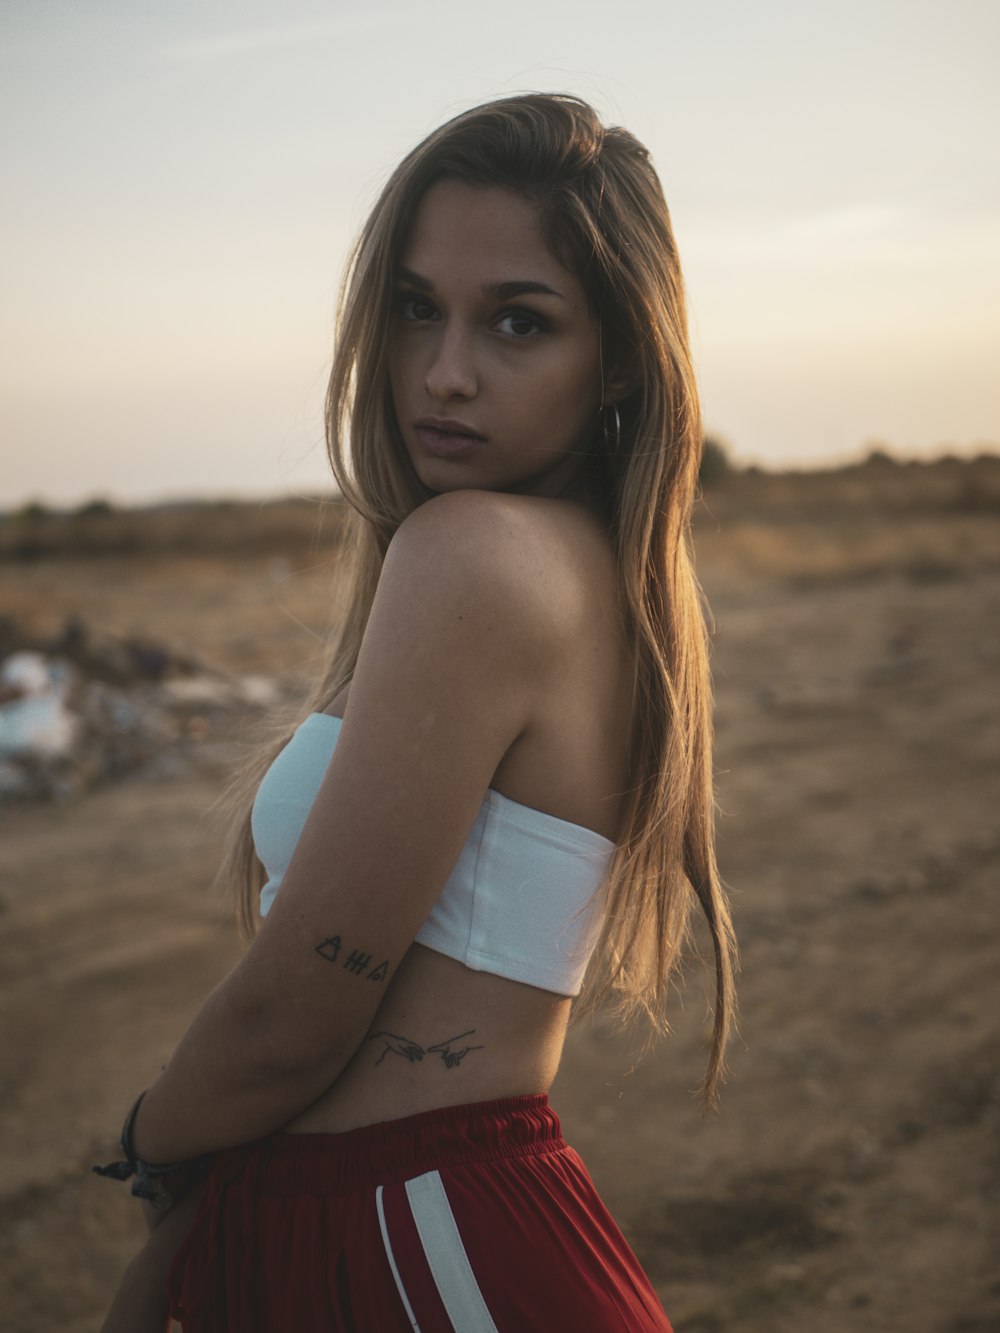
[215,1094,565,1195]
[281,942,571,1134]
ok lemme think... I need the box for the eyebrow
[396,265,565,301]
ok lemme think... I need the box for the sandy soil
[1,464,998,1331]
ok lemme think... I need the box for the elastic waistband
[212,1093,565,1196]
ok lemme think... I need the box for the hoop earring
[601,403,622,453]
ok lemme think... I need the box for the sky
[1,0,997,508]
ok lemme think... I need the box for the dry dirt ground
[1,463,999,1331]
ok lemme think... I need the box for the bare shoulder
[385,489,609,640]
[387,488,549,577]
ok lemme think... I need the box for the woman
[98,92,737,1331]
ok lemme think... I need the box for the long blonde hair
[219,93,737,1108]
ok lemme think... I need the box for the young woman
[98,92,737,1332]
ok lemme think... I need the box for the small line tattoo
[368,1028,485,1070]
[370,1032,426,1065]
[427,1030,485,1069]
[344,949,372,975]
[314,935,390,983]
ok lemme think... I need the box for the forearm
[130,972,353,1164]
[101,1188,203,1333]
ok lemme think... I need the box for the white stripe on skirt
[404,1170,499,1332]
[375,1184,422,1332]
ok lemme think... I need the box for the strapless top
[250,713,616,996]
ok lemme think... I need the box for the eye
[495,308,546,337]
[395,293,437,322]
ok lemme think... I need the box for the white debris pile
[0,634,284,804]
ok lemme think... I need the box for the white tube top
[250,713,615,996]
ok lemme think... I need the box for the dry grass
[1,554,348,681]
[0,495,349,561]
[5,458,998,684]
[691,455,1000,585]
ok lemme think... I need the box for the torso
[281,495,634,1133]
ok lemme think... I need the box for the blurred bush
[700,434,732,485]
[75,498,116,518]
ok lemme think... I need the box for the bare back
[282,495,633,1133]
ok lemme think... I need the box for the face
[387,180,605,501]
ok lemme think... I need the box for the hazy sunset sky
[2,0,997,507]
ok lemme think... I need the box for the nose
[424,323,477,402]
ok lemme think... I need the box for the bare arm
[129,491,557,1165]
[101,1186,204,1333]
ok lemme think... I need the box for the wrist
[93,1090,212,1213]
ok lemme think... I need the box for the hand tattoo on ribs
[368,1029,485,1070]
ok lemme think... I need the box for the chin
[411,457,483,494]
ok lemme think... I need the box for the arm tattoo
[368,1029,484,1070]
[315,934,389,983]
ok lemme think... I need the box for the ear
[602,358,641,405]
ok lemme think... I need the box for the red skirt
[166,1093,672,1332]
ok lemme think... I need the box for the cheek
[387,345,403,386]
[525,336,597,393]
[387,364,414,439]
[387,350,414,414]
[520,387,597,458]
[544,351,601,429]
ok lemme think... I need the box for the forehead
[400,180,581,293]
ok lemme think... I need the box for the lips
[415,416,486,441]
[413,416,486,460]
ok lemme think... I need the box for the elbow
[242,994,363,1095]
[222,941,376,1095]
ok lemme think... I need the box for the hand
[101,1186,203,1333]
[137,1156,214,1232]
[100,1246,173,1333]
[140,1194,172,1234]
